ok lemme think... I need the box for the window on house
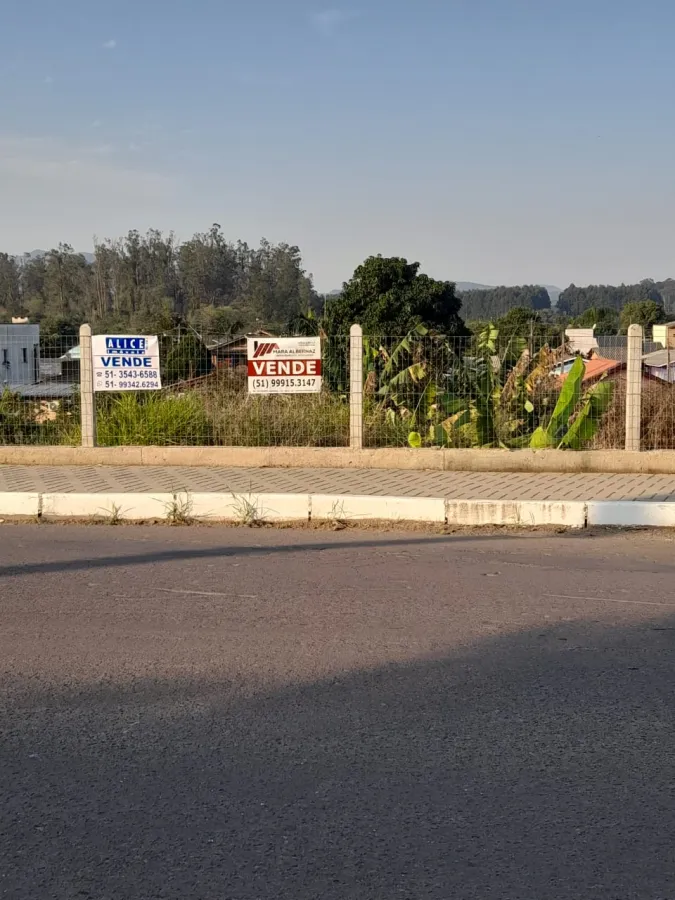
[22,348,27,364]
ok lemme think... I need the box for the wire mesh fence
[362,329,670,450]
[0,328,80,445]
[94,333,353,448]
[2,323,675,449]
[639,336,675,449]
[362,328,588,450]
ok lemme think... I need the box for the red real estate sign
[246,337,322,394]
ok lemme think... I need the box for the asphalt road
[1,525,675,899]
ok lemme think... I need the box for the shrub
[0,388,77,445]
[163,333,212,384]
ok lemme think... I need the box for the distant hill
[328,282,562,302]
[457,282,562,306]
[557,279,675,317]
[455,282,495,293]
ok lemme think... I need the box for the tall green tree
[620,300,666,334]
[323,255,467,336]
[493,307,562,358]
[43,244,89,320]
[164,332,213,383]
[0,253,21,317]
[178,224,238,312]
[572,306,619,335]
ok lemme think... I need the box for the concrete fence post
[625,323,643,451]
[79,323,97,448]
[349,323,364,450]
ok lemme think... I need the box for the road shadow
[0,526,637,580]
[2,616,674,899]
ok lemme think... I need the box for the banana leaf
[380,325,429,380]
[547,356,584,441]
[559,380,614,450]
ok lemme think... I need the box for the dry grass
[168,370,409,448]
[593,373,675,450]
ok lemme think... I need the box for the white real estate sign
[92,335,162,392]
[247,336,322,394]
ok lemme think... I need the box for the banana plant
[530,356,613,449]
[376,325,470,447]
[378,323,565,449]
[442,324,522,447]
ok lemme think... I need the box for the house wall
[645,364,675,383]
[565,328,599,356]
[652,325,675,350]
[0,325,40,385]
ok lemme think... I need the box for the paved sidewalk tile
[0,465,674,501]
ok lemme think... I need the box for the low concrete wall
[2,445,675,473]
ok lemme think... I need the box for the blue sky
[1,0,674,291]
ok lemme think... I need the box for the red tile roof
[559,356,624,384]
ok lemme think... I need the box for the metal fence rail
[1,322,673,450]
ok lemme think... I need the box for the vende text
[247,359,321,376]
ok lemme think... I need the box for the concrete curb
[586,501,675,528]
[4,491,674,527]
[4,446,675,474]
[445,500,586,528]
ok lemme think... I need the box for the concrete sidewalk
[1,465,675,527]
[1,465,675,501]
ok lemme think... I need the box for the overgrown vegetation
[0,388,78,445]
[593,374,675,451]
[95,393,212,446]
[529,356,614,449]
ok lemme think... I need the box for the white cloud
[103,39,117,50]
[310,9,357,36]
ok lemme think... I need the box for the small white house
[565,328,599,357]
[642,348,675,383]
[0,324,40,386]
[651,322,675,350]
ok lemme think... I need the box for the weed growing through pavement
[163,491,194,525]
[230,493,265,526]
[103,501,124,525]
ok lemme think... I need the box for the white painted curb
[586,501,675,528]
[37,492,312,522]
[41,493,175,520]
[446,499,587,528]
[311,494,446,523]
[0,492,40,517]
[240,492,310,522]
[3,491,675,528]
